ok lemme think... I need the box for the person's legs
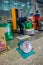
[20,23,25,34]
[37,21,39,27]
[18,22,25,34]
[36,20,39,29]
[17,22,21,34]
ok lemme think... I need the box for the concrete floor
[0,31,43,65]
[7,31,43,48]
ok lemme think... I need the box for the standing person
[34,10,40,29]
[29,13,34,22]
[17,16,27,34]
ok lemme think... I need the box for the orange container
[33,21,37,29]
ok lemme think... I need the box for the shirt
[34,13,40,21]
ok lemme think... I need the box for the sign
[0,28,6,52]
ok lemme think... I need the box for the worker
[28,13,34,22]
[34,10,40,29]
[17,16,27,34]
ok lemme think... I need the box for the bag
[0,23,13,41]
[25,21,32,29]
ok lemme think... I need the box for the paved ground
[0,31,43,65]
[7,31,43,48]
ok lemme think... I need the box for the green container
[25,21,32,29]
[0,23,13,41]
